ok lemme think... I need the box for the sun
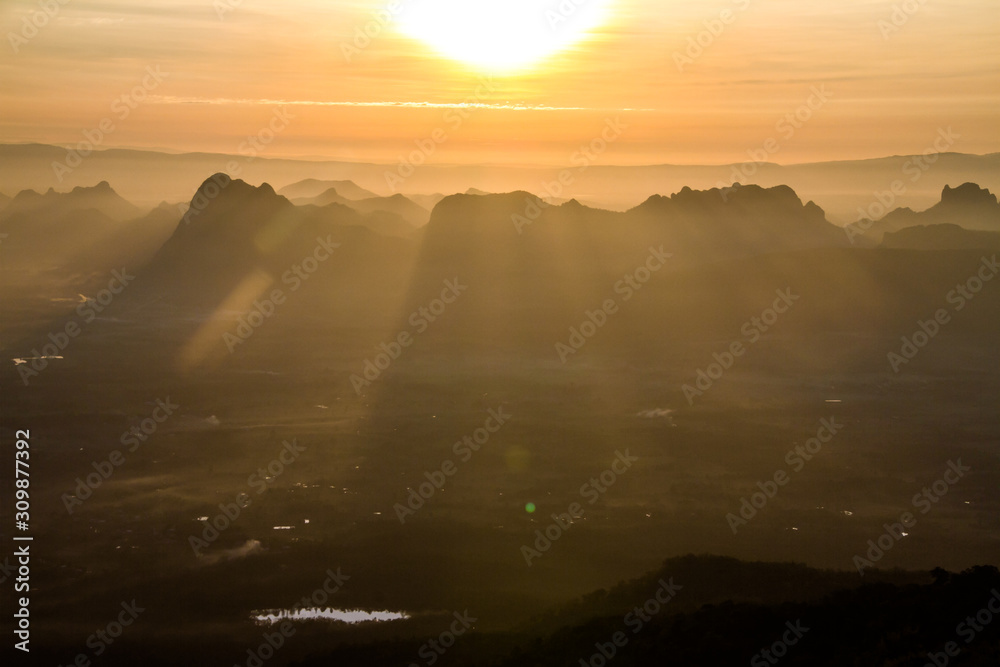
[397,0,613,72]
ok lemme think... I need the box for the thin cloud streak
[146,95,656,112]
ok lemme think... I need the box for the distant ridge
[1,143,998,222]
[2,180,140,222]
[295,188,430,227]
[417,183,846,274]
[278,178,378,201]
[863,182,1000,241]
[882,223,1000,250]
[0,181,169,273]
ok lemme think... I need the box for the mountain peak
[5,180,138,221]
[191,173,265,202]
[182,174,291,228]
[940,182,998,207]
[71,180,113,194]
[278,178,377,201]
[633,183,810,213]
[867,181,1000,239]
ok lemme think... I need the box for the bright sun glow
[398,0,613,72]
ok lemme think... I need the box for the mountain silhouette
[406,192,447,211]
[277,178,378,201]
[882,223,1000,250]
[625,183,845,255]
[295,188,430,227]
[2,180,140,222]
[136,174,414,311]
[294,557,1000,667]
[369,184,1000,356]
[865,182,1000,241]
[414,184,846,282]
[0,181,156,273]
[52,177,999,375]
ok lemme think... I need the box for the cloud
[145,95,654,112]
[197,538,262,565]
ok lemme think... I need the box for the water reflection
[252,608,409,624]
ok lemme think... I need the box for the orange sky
[1,0,998,165]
